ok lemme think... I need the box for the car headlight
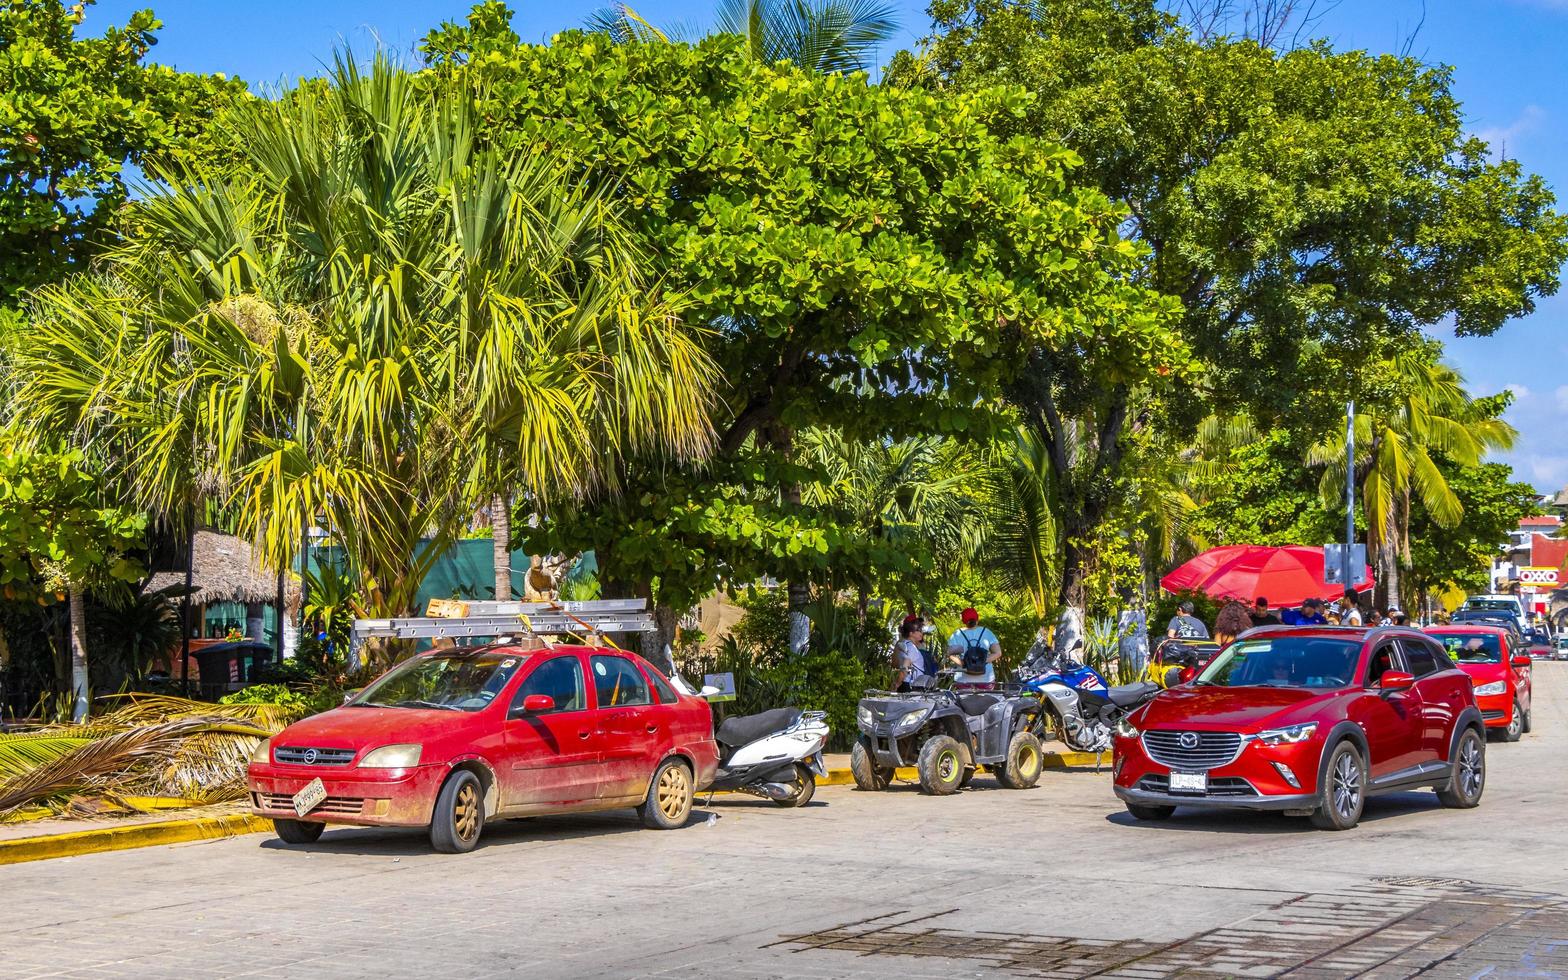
[1114,717,1139,739]
[1472,680,1506,696]
[249,737,272,765]
[1252,722,1318,746]
[359,743,422,768]
[893,708,931,734]
[857,705,874,729]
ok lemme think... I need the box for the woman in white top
[893,621,936,692]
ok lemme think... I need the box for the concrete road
[6,665,1567,979]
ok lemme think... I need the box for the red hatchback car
[1113,626,1486,830]
[248,644,720,852]
[1426,625,1533,742]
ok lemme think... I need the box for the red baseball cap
[960,607,979,623]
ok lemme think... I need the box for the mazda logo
[303,748,318,765]
[1178,732,1199,750]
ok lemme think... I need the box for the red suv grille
[1142,730,1244,770]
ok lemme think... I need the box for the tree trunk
[1056,519,1091,628]
[639,604,680,675]
[1374,537,1400,612]
[491,493,512,602]
[69,586,89,723]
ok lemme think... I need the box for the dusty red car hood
[1135,684,1339,732]
[273,705,479,750]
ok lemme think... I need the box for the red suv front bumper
[1112,729,1321,812]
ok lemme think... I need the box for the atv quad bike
[851,676,1044,796]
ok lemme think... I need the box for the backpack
[917,644,941,678]
[957,628,989,673]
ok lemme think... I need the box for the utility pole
[1343,401,1356,593]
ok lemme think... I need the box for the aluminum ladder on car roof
[347,598,655,669]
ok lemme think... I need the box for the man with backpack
[948,607,1002,690]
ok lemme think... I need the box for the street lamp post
[1343,401,1356,593]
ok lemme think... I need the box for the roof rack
[349,598,654,664]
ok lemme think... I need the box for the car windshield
[1431,633,1501,664]
[1465,600,1519,613]
[352,650,525,712]
[1194,637,1360,689]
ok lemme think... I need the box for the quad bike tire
[916,735,966,795]
[850,736,891,791]
[772,763,817,808]
[995,731,1045,790]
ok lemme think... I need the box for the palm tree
[589,0,898,74]
[9,54,717,631]
[975,428,1060,620]
[1309,352,1515,610]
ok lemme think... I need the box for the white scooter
[672,675,830,806]
[709,707,830,806]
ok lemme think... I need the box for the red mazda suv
[1113,626,1486,830]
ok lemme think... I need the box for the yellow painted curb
[0,812,273,867]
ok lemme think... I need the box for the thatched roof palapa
[146,530,300,607]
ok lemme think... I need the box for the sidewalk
[0,745,1109,866]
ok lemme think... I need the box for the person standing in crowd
[1250,597,1281,628]
[1387,608,1408,626]
[1341,588,1364,626]
[1281,598,1328,626]
[1214,600,1253,646]
[1166,600,1210,639]
[948,607,1002,690]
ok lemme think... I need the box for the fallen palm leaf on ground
[0,695,306,819]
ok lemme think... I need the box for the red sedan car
[248,644,719,852]
[1426,625,1533,742]
[1113,626,1486,830]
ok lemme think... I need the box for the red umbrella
[1159,545,1374,609]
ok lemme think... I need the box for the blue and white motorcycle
[1016,643,1161,752]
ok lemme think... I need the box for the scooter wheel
[772,764,816,808]
[917,735,965,795]
[851,736,891,791]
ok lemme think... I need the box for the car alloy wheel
[657,762,690,821]
[1506,701,1523,742]
[454,781,481,843]
[1459,735,1485,799]
[1310,741,1364,830]
[1331,750,1362,822]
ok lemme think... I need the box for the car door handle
[646,724,658,733]
[578,731,592,740]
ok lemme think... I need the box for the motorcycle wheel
[851,736,891,791]
[772,764,816,808]
[917,735,966,795]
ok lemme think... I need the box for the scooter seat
[958,694,996,717]
[1107,682,1159,707]
[716,707,802,748]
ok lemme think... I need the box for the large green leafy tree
[0,444,145,721]
[890,0,1568,608]
[421,9,1177,656]
[0,0,245,303]
[6,56,716,633]
[1406,459,1538,612]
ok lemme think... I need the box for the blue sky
[93,0,1568,492]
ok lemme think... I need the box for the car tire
[1309,741,1365,831]
[1437,728,1486,809]
[272,818,324,844]
[916,734,966,795]
[1504,699,1523,742]
[850,736,890,791]
[637,758,694,829]
[1125,802,1175,821]
[772,763,816,808]
[1522,703,1532,734]
[430,769,485,853]
[996,731,1045,790]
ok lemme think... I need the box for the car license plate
[292,777,327,817]
[1169,771,1207,794]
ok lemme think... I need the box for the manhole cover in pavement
[1374,875,1474,887]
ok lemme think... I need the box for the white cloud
[1473,105,1547,158]
[1505,383,1532,401]
[1526,455,1568,491]
[1557,385,1568,413]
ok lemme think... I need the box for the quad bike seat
[958,693,996,717]
[1107,682,1160,707]
[716,707,802,748]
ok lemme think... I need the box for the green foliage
[1407,460,1540,600]
[1151,588,1220,636]
[0,443,145,599]
[0,0,246,303]
[1188,431,1339,547]
[218,684,307,711]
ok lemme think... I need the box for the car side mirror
[1511,654,1532,668]
[1378,671,1415,693]
[510,694,555,718]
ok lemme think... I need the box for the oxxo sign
[1519,566,1560,588]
